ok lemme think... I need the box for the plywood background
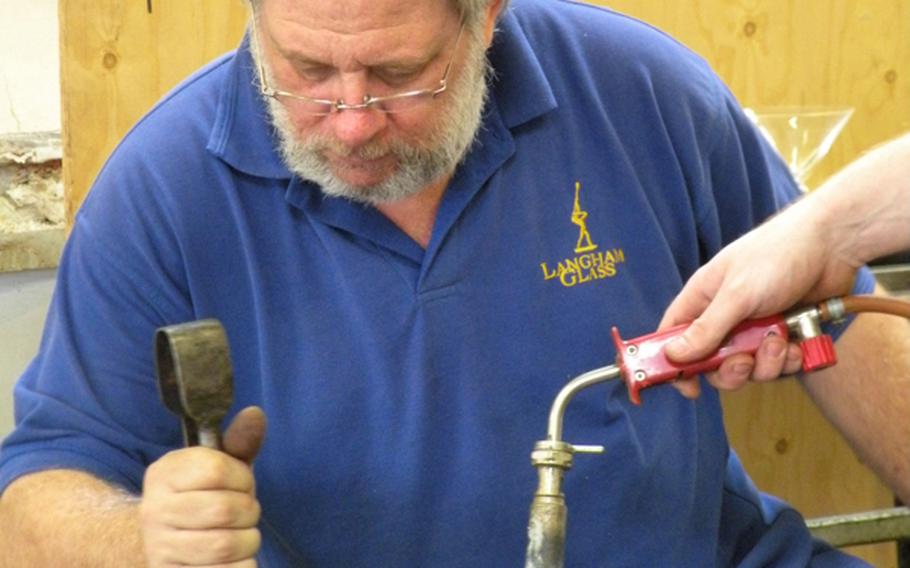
[59,0,248,222]
[60,1,908,564]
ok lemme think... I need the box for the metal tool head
[155,319,234,447]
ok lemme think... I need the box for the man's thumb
[664,316,729,363]
[223,406,267,464]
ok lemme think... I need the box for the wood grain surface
[59,0,247,222]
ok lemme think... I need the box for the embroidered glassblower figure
[572,181,598,254]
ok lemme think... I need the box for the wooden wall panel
[59,0,248,222]
[60,1,907,564]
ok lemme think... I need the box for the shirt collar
[207,8,557,180]
[488,7,558,129]
[206,33,293,180]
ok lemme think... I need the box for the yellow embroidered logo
[539,182,626,288]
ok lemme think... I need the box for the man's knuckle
[249,498,262,522]
[194,456,233,486]
[208,531,241,561]
[207,500,237,526]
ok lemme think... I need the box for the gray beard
[261,31,491,206]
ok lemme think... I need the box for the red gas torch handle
[611,315,810,405]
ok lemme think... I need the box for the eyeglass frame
[253,16,467,115]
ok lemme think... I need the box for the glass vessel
[744,106,854,192]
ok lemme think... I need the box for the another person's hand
[659,199,860,398]
[660,133,910,399]
[140,406,267,567]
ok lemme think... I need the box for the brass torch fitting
[527,441,576,568]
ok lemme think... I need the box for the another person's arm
[797,307,910,505]
[661,132,910,362]
[658,133,910,504]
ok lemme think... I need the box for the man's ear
[482,0,506,45]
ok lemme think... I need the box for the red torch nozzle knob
[800,335,837,373]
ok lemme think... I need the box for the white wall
[1,0,60,436]
[0,0,61,133]
[0,270,55,435]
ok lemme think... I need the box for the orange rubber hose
[820,295,910,320]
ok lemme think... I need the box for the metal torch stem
[546,365,622,441]
[527,442,572,568]
[527,364,621,568]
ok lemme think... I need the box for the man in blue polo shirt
[2,0,908,565]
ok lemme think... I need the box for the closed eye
[372,66,425,87]
[293,63,333,84]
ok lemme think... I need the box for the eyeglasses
[255,19,466,115]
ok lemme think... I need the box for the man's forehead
[253,1,510,66]
[259,0,460,63]
[260,0,455,27]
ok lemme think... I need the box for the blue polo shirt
[0,0,872,566]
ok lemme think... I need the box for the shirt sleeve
[0,148,194,494]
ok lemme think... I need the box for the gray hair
[246,1,508,25]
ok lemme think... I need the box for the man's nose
[329,75,388,147]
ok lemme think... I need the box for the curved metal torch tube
[527,364,620,568]
[546,364,622,441]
